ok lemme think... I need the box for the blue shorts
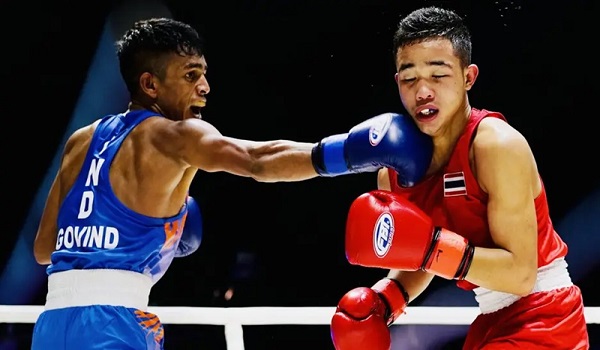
[31,305,164,350]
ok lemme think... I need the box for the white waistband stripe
[45,269,152,311]
[473,258,573,314]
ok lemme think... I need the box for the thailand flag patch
[443,172,467,197]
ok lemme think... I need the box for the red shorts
[463,285,588,350]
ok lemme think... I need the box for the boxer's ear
[140,72,158,98]
[465,64,479,91]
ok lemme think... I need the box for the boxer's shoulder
[472,118,530,163]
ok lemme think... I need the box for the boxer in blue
[31,17,433,349]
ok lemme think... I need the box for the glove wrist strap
[422,227,474,280]
[311,134,348,176]
[372,278,408,325]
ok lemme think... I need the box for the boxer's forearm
[463,246,537,296]
[239,139,318,182]
[387,269,435,303]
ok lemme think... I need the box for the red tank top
[387,108,568,290]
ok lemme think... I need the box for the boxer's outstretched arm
[219,136,317,183]
[160,118,317,182]
[163,112,432,184]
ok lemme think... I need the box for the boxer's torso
[47,110,187,284]
[388,108,568,290]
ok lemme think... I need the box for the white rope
[1,306,598,350]
[1,305,599,325]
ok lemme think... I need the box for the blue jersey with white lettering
[47,109,187,284]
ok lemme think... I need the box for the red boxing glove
[330,278,409,350]
[345,190,474,280]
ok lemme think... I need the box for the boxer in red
[329,6,589,350]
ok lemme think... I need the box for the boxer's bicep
[475,125,538,277]
[157,118,254,174]
[164,119,316,181]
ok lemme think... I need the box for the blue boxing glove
[311,113,432,187]
[175,196,203,258]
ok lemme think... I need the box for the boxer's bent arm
[378,168,435,303]
[387,269,435,303]
[462,118,538,296]
[34,173,61,264]
[162,118,317,182]
[34,125,95,264]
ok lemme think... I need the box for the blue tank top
[47,109,188,284]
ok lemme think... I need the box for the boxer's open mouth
[190,106,202,118]
[417,108,438,120]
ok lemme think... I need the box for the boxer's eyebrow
[398,60,452,72]
[184,62,207,71]
[398,63,414,72]
[427,60,452,68]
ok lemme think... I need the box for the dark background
[0,0,597,349]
